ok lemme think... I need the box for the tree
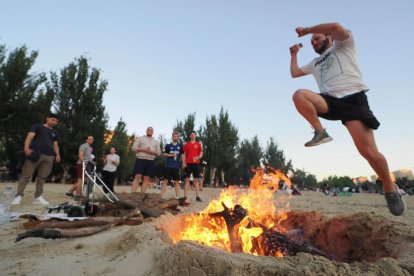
[236,136,263,186]
[199,114,219,186]
[319,175,354,190]
[263,137,293,175]
[154,134,167,178]
[49,56,108,176]
[291,169,318,190]
[173,113,196,143]
[0,44,51,177]
[216,108,239,185]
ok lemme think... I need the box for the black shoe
[65,192,74,198]
[74,196,83,202]
[196,196,202,202]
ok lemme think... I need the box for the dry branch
[16,208,142,242]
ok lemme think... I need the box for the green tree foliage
[200,114,220,186]
[173,113,196,143]
[236,136,263,185]
[0,44,51,176]
[291,169,318,189]
[154,134,167,178]
[319,175,354,189]
[49,56,108,172]
[216,108,239,185]
[263,137,293,175]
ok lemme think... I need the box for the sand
[0,182,413,275]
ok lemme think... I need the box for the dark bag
[27,150,40,162]
[27,151,41,162]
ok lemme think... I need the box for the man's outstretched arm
[296,22,349,41]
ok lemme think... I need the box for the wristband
[303,27,309,35]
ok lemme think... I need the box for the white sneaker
[33,196,49,206]
[11,195,22,205]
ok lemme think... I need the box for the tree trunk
[209,167,216,187]
[221,170,226,187]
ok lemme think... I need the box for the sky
[1,1,413,181]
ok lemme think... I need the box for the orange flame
[169,168,293,256]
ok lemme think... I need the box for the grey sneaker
[305,129,333,147]
[384,184,405,216]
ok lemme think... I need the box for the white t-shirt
[103,153,120,172]
[301,31,368,98]
[132,135,161,160]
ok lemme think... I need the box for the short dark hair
[190,131,197,135]
[47,113,59,120]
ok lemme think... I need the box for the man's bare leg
[345,121,395,192]
[292,89,328,131]
[174,180,180,198]
[184,177,190,198]
[67,182,77,194]
[75,178,82,196]
[193,178,200,198]
[141,176,150,193]
[131,174,142,192]
[199,178,204,191]
[161,179,168,198]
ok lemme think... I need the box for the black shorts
[164,167,180,181]
[185,164,200,178]
[133,158,155,177]
[318,91,380,129]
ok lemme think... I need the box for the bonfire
[168,168,326,258]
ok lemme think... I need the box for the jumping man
[289,22,405,216]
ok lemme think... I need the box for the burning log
[209,203,329,259]
[251,221,329,259]
[209,202,248,253]
[15,208,142,243]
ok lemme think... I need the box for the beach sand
[0,182,413,275]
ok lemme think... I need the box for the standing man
[65,136,94,200]
[289,22,404,215]
[12,113,61,206]
[161,131,183,199]
[131,127,160,193]
[182,131,203,202]
[102,146,120,194]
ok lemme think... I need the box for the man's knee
[292,89,307,103]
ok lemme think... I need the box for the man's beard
[315,38,330,55]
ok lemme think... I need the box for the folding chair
[81,161,119,204]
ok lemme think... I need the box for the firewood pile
[15,192,189,242]
[98,192,189,218]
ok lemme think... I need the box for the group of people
[130,127,204,201]
[64,136,120,201]
[10,21,405,216]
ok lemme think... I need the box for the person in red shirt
[182,131,203,202]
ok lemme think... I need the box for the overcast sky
[2,1,413,180]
